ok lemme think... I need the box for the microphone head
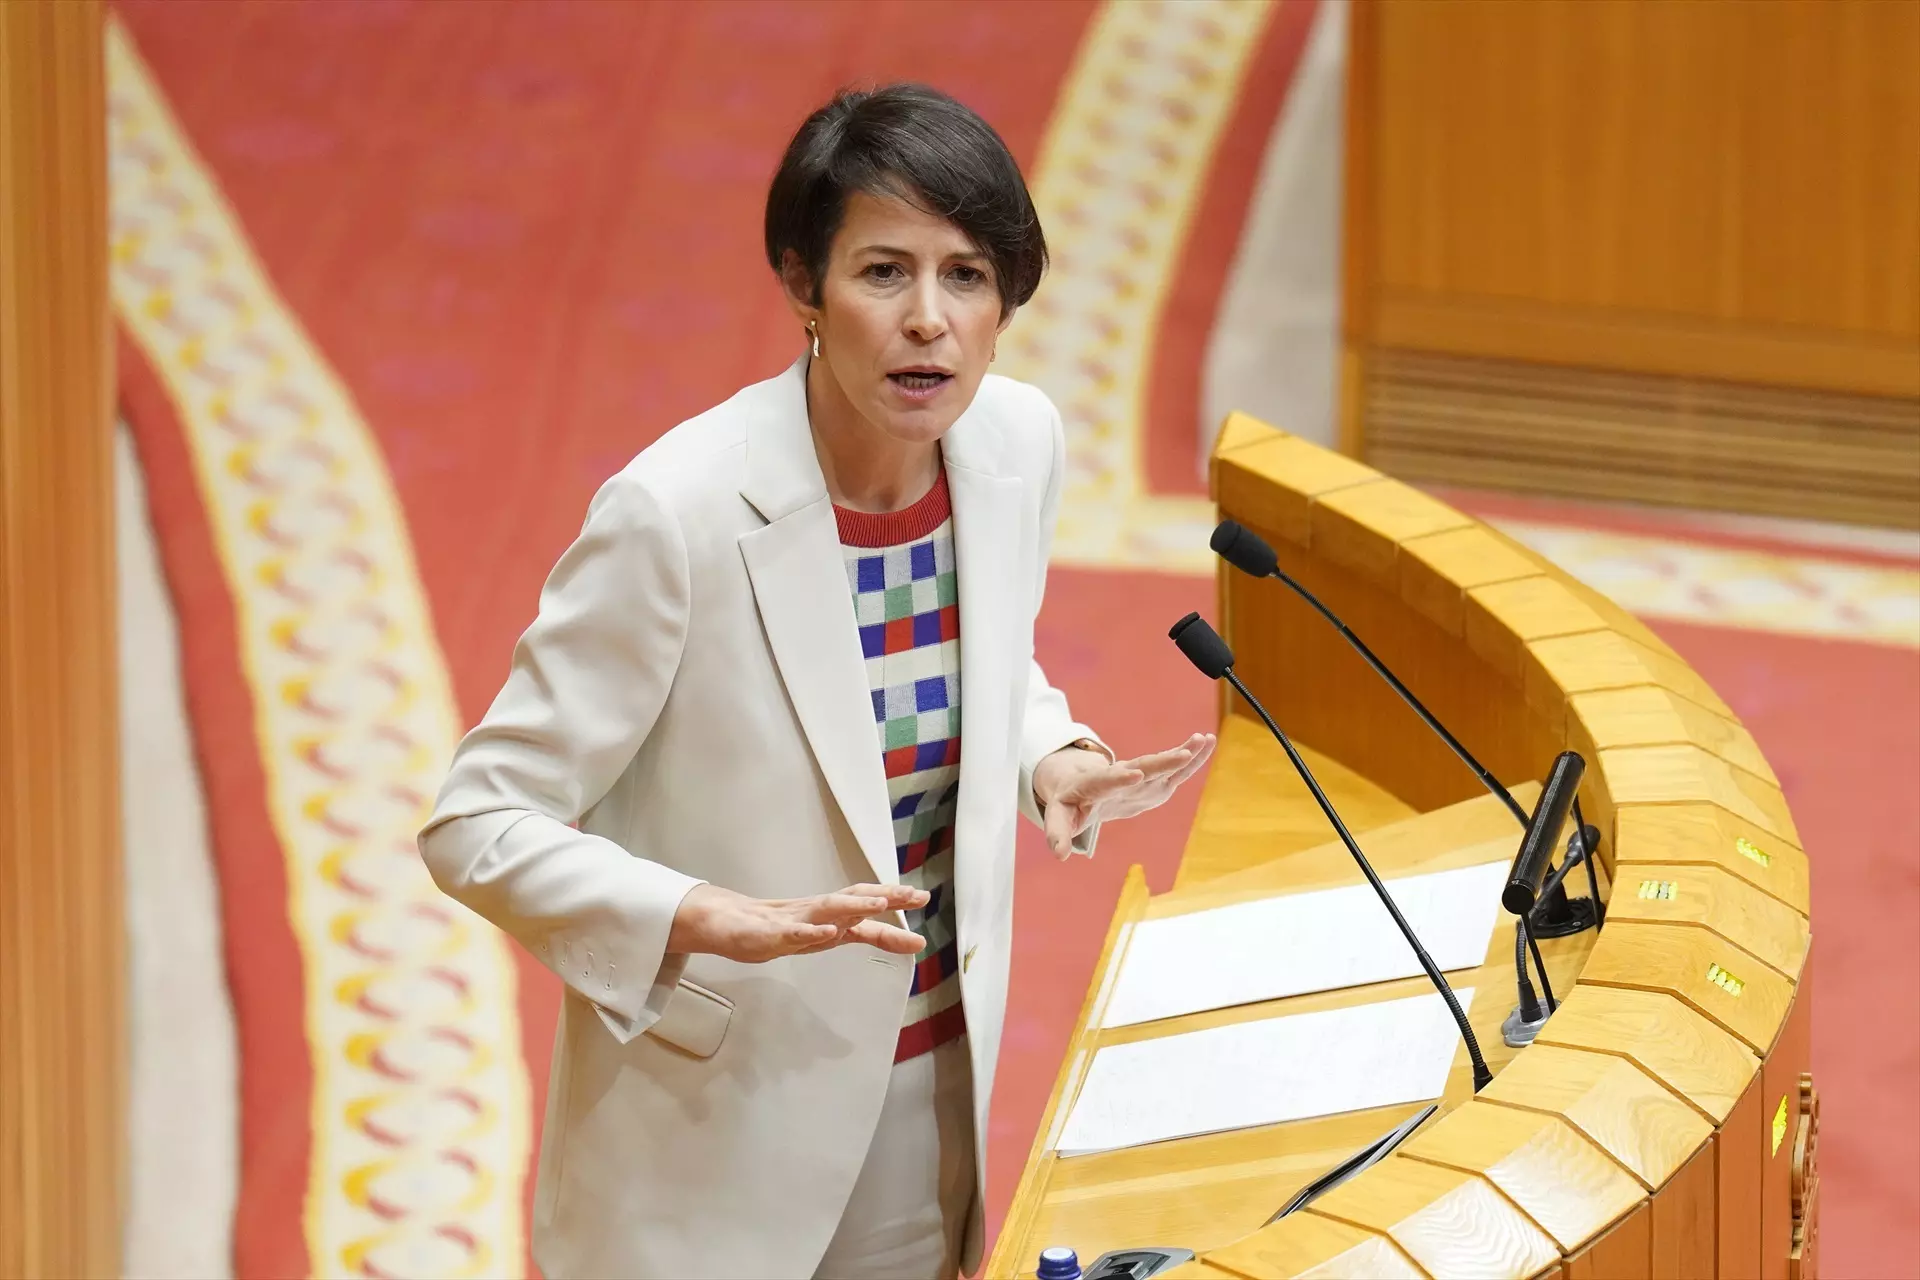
[1211,520,1278,578]
[1169,611,1235,680]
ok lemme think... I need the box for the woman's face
[787,188,1010,447]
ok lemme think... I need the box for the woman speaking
[420,84,1213,1280]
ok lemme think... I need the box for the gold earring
[991,344,997,363]
[809,319,821,359]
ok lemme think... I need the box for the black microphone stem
[1511,927,1541,1022]
[1534,845,1584,904]
[1213,521,1597,1059]
[1264,566,1531,829]
[1524,921,1556,1012]
[1573,798,1604,927]
[1224,668,1495,1092]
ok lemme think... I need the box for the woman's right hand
[666,882,928,963]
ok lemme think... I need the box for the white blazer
[419,356,1103,1278]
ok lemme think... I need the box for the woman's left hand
[1032,731,1217,860]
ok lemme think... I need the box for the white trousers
[813,1037,977,1280]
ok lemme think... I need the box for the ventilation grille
[1363,349,1920,529]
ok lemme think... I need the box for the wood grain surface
[0,3,122,1276]
[1534,985,1759,1125]
[1598,746,1798,847]
[1214,430,1378,548]
[1604,861,1810,980]
[1719,1078,1766,1280]
[1404,1101,1644,1252]
[1359,0,1912,376]
[1360,0,1920,351]
[1613,804,1810,917]
[1307,1155,1561,1279]
[1398,526,1542,635]
[1573,686,1776,787]
[1481,1045,1711,1190]
[1760,953,1815,1280]
[1309,478,1472,585]
[1526,632,1735,724]
[1175,713,1416,889]
[1564,1200,1651,1280]
[1344,0,1919,525]
[1649,1143,1717,1279]
[1580,921,1794,1055]
[1165,785,1530,915]
[1203,1212,1425,1280]
[1463,577,1608,688]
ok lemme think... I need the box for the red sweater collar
[832,469,952,548]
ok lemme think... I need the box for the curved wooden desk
[989,416,1817,1280]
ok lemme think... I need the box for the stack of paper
[1057,988,1475,1156]
[1101,860,1508,1028]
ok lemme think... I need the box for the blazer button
[963,944,979,974]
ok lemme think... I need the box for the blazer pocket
[646,978,734,1059]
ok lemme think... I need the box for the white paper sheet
[1101,860,1509,1028]
[1057,988,1474,1156]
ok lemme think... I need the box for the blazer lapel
[942,421,1024,912]
[738,360,898,888]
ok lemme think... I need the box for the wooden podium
[988,417,1816,1279]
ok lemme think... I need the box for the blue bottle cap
[1037,1246,1081,1279]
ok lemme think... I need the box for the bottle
[1036,1246,1082,1280]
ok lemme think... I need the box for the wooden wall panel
[1365,0,1918,380]
[0,2,123,1277]
[1345,0,1920,526]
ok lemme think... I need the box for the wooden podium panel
[1760,951,1817,1280]
[1572,688,1776,789]
[1604,862,1809,981]
[994,790,1602,1270]
[1397,525,1541,636]
[1595,747,1798,850]
[1648,1145,1718,1280]
[1402,1102,1644,1252]
[1579,922,1793,1057]
[1612,805,1811,918]
[1302,1154,1561,1278]
[1206,1211,1424,1279]
[1480,1044,1711,1190]
[1533,986,1759,1125]
[989,419,1815,1278]
[1176,714,1416,889]
[1719,1079,1767,1280]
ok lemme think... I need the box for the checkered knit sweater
[835,469,966,1063]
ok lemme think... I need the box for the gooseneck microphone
[1169,612,1495,1092]
[1211,521,1530,827]
[1210,519,1602,1040]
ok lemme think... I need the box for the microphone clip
[1527,823,1603,939]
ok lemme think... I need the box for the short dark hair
[764,84,1047,316]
